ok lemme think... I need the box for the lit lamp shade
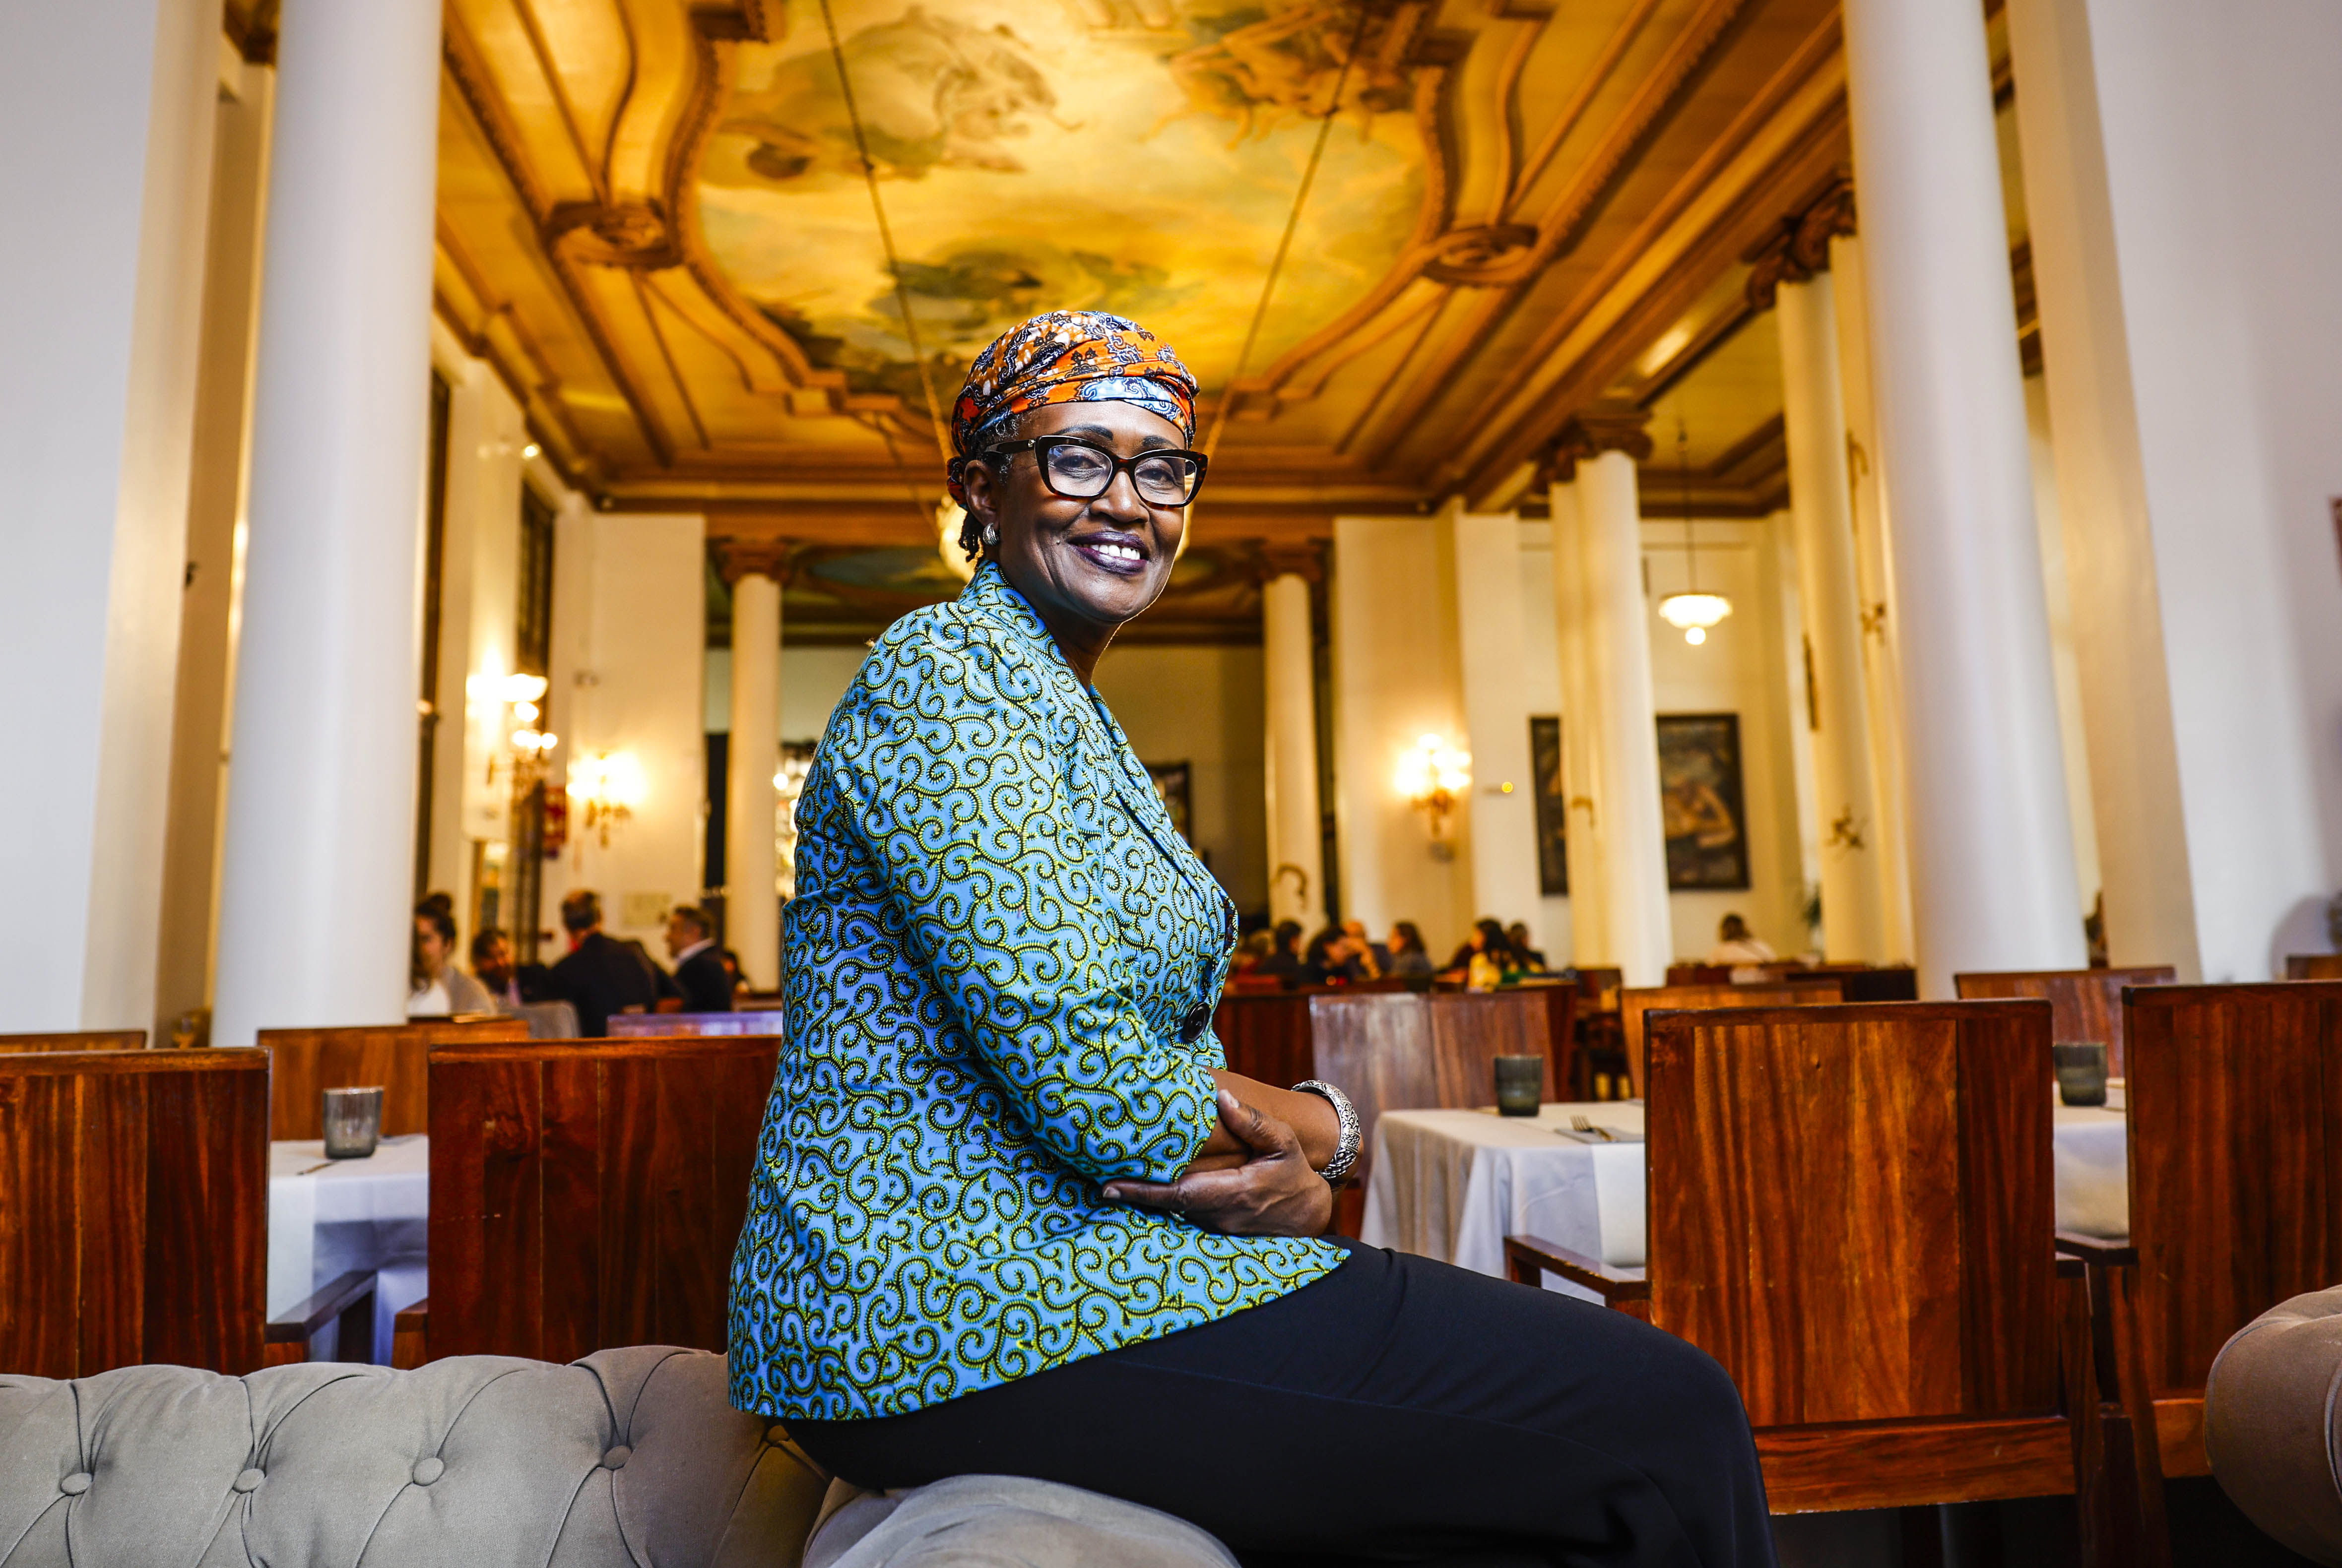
[1657,590,1733,645]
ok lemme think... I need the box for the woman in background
[1386,920,1436,981]
[407,904,493,1017]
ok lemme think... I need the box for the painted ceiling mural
[699,1,1431,409]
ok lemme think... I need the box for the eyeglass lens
[1041,443,1200,505]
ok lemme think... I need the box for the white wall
[539,509,708,953]
[1096,645,1268,914]
[0,0,222,1032]
[2014,0,2342,976]
[1452,509,1550,953]
[1333,515,1474,954]
[1516,523,1576,959]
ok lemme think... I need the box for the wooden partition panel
[0,1049,267,1378]
[2285,954,2342,980]
[1213,992,1316,1090]
[1645,1000,2066,1511]
[2125,981,2342,1475]
[1426,990,1565,1104]
[425,1033,778,1362]
[0,1031,144,1053]
[262,1017,528,1140]
[1620,982,1841,1098]
[607,1011,786,1036]
[1954,967,2178,1078]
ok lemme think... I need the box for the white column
[1842,0,2087,994]
[1451,510,1545,946]
[0,0,224,1032]
[724,548,785,992]
[1564,420,1672,986]
[1776,274,1888,962]
[213,0,445,1045]
[1827,232,1919,966]
[1548,480,1612,968]
[1258,552,1325,930]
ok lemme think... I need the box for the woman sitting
[406,904,492,1018]
[727,312,1773,1566]
[1386,919,1437,981]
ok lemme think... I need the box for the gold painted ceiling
[416,0,1857,547]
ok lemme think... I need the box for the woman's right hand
[1102,1087,1332,1237]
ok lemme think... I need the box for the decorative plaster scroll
[714,538,795,585]
[1543,402,1654,482]
[1252,541,1328,586]
[1742,170,1856,310]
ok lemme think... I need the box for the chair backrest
[1666,964,1736,987]
[1306,994,1436,1189]
[513,999,581,1040]
[1645,1000,2065,1511]
[607,1010,786,1037]
[0,1047,267,1378]
[2125,981,2342,1473]
[1953,965,2178,1078]
[1573,967,1624,1011]
[2285,954,2342,981]
[424,1032,781,1362]
[0,1030,144,1053]
[1619,981,1842,1097]
[1212,991,1316,1089]
[260,1017,530,1140]
[1426,989,1567,1105]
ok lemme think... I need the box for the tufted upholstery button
[601,1444,631,1469]
[59,1473,90,1496]
[232,1468,264,1493]
[411,1456,445,1486]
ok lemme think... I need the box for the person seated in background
[1229,928,1276,975]
[1386,921,1435,981]
[1254,919,1304,984]
[470,927,554,1009]
[664,904,734,1012]
[408,904,494,1017]
[1446,918,1522,992]
[1507,922,1548,973]
[549,889,659,1036]
[1301,926,1380,986]
[1706,912,1776,967]
[1343,918,1391,975]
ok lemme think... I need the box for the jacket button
[1180,1003,1211,1043]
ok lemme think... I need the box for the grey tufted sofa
[0,1347,828,1567]
[0,1346,1241,1568]
[2207,1285,2342,1566]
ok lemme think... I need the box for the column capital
[713,537,795,585]
[1250,540,1326,586]
[1542,403,1653,484]
[1743,171,1858,309]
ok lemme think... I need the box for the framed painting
[1145,761,1193,841]
[1657,713,1750,891]
[1529,716,1567,896]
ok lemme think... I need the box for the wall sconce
[1395,732,1471,860]
[568,751,643,848]
[471,671,558,791]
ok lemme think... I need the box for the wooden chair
[0,1047,268,1377]
[1617,980,1842,1098]
[1305,993,1435,1216]
[1213,990,1316,1090]
[608,1010,785,1036]
[1426,989,1567,1105]
[1954,966,2178,1078]
[260,1017,528,1140]
[404,1032,779,1364]
[1504,1001,2108,1537]
[0,1030,144,1053]
[1666,963,1736,987]
[2061,981,2342,1510]
[2285,953,2342,980]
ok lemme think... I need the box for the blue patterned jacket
[727,564,1344,1421]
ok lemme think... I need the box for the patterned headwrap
[944,311,1199,507]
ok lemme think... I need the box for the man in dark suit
[548,890,660,1036]
[663,904,735,1013]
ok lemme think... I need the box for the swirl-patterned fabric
[728,565,1343,1421]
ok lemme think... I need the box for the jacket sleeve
[829,622,1217,1185]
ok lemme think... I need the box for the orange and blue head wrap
[944,311,1199,506]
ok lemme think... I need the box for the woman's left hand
[1102,1087,1332,1237]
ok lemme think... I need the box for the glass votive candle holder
[2053,1042,2109,1108]
[323,1086,386,1159]
[1493,1055,1544,1117]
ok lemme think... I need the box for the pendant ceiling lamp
[1656,413,1732,644]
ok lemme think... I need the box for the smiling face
[960,398,1190,670]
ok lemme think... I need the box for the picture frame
[1657,713,1750,891]
[1529,716,1567,896]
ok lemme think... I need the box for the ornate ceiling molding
[1741,169,1856,309]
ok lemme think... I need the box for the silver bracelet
[1292,1079,1361,1184]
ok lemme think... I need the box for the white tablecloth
[1362,1096,2131,1293]
[268,1135,430,1360]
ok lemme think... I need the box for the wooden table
[268,1135,430,1361]
[1363,1093,2131,1294]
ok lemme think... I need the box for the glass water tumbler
[2052,1042,2109,1108]
[323,1086,386,1159]
[1493,1055,1544,1117]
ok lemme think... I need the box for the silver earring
[981,523,999,549]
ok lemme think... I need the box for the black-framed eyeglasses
[982,437,1209,508]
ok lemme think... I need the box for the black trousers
[789,1243,1776,1568]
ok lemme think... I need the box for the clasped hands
[1102,1080,1336,1238]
